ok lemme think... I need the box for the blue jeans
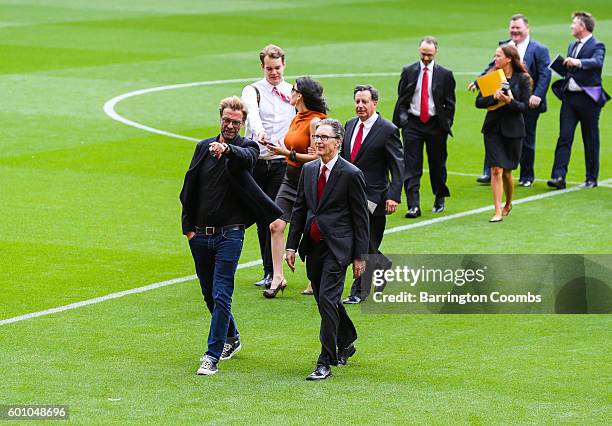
[189,228,244,362]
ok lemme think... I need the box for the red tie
[309,165,327,242]
[272,86,291,103]
[420,67,430,124]
[350,123,364,162]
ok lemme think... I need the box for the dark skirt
[275,164,302,222]
[484,132,522,170]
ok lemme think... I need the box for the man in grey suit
[341,85,404,304]
[286,118,369,381]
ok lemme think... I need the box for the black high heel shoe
[263,278,287,299]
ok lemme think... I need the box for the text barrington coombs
[372,266,486,287]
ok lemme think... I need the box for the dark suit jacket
[341,114,404,216]
[551,36,609,107]
[481,38,551,113]
[286,156,369,267]
[476,72,532,138]
[393,62,456,135]
[179,135,282,234]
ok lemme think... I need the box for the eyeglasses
[312,135,339,142]
[291,86,298,93]
[221,117,243,127]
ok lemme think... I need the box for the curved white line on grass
[1,185,590,327]
[103,72,478,140]
[0,259,262,326]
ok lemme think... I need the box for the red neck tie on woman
[350,123,364,162]
[272,86,291,103]
[309,165,327,242]
[420,67,430,124]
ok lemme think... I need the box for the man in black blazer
[548,11,609,190]
[393,36,456,218]
[180,96,281,376]
[286,118,369,380]
[471,14,551,187]
[341,85,404,304]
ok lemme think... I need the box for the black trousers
[402,116,450,208]
[306,242,357,366]
[253,158,287,275]
[483,110,541,181]
[551,91,601,182]
[349,213,388,299]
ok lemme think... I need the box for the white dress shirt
[350,112,379,153]
[409,61,436,118]
[568,34,593,92]
[241,79,295,160]
[510,35,530,62]
[320,153,339,180]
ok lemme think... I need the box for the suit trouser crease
[402,119,450,208]
[518,111,540,181]
[253,160,287,274]
[350,214,387,299]
[306,242,357,366]
[189,229,244,362]
[551,92,601,181]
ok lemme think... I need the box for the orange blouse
[283,110,326,167]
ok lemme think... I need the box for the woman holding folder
[476,44,532,222]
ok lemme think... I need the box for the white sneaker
[196,355,218,375]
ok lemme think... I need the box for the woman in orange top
[264,77,327,298]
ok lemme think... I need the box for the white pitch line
[103,71,492,141]
[0,259,261,326]
[385,184,585,234]
[1,184,589,327]
[4,74,604,327]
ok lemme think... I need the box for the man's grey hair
[420,35,438,50]
[316,118,345,141]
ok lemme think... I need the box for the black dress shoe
[254,273,271,287]
[476,174,491,184]
[432,197,445,213]
[337,343,357,366]
[306,364,331,381]
[404,207,421,218]
[547,177,566,190]
[583,180,598,188]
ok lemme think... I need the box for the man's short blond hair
[218,96,248,121]
[259,44,285,64]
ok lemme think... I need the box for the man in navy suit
[472,14,551,187]
[548,11,609,190]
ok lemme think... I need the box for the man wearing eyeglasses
[179,96,282,376]
[241,44,296,289]
[286,119,369,380]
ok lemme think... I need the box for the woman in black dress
[476,44,532,222]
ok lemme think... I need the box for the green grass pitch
[1,0,611,423]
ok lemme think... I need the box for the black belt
[195,224,245,236]
[258,158,286,164]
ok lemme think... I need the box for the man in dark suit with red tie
[393,36,456,218]
[286,118,369,380]
[340,85,404,304]
[548,11,609,190]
